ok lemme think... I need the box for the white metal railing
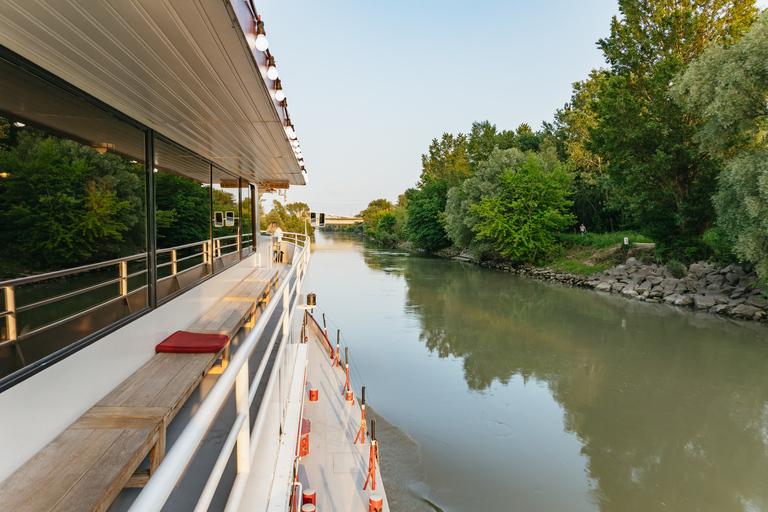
[128,232,311,512]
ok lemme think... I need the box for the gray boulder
[693,295,716,309]
[732,304,761,317]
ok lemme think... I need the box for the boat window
[0,54,149,382]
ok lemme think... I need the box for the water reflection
[360,238,768,512]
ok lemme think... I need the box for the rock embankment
[473,257,767,323]
[585,258,767,322]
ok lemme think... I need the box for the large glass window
[0,52,258,387]
[154,137,213,302]
[0,52,149,380]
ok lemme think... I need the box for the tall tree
[467,120,517,172]
[419,133,471,188]
[674,11,768,277]
[591,0,758,258]
[471,155,575,264]
[553,70,621,232]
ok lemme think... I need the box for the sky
[257,0,768,216]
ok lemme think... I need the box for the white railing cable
[128,233,310,512]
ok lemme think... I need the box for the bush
[666,259,686,278]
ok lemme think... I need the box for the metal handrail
[0,234,250,346]
[128,233,310,512]
[0,253,147,288]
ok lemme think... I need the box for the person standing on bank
[580,223,586,236]
[267,222,283,262]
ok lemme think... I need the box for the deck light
[255,20,269,52]
[267,56,278,80]
[285,121,295,138]
[307,293,316,307]
[13,122,24,127]
[274,79,285,102]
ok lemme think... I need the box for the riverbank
[391,238,768,324]
[479,256,768,323]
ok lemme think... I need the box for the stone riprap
[476,257,767,323]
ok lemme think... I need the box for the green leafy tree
[419,133,471,188]
[471,155,575,264]
[674,11,768,276]
[360,198,393,235]
[405,182,450,251]
[590,0,758,258]
[0,133,137,269]
[515,123,543,153]
[553,70,620,232]
[467,121,516,171]
[155,171,209,247]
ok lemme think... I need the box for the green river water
[307,231,768,512]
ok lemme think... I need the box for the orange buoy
[346,390,354,402]
[369,494,383,512]
[309,388,318,401]
[302,488,316,505]
[301,504,316,512]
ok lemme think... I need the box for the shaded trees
[590,0,758,258]
[674,11,768,277]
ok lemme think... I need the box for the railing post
[4,286,16,341]
[235,362,251,475]
[202,242,209,266]
[171,250,177,276]
[119,261,128,297]
[216,239,222,258]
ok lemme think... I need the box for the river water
[307,231,768,512]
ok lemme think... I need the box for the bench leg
[149,423,167,475]
[210,343,231,375]
[126,425,166,488]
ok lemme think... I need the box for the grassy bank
[549,231,655,275]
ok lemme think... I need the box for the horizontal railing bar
[0,253,148,288]
[126,269,147,280]
[128,234,309,512]
[0,289,145,348]
[15,277,124,313]
[157,242,203,253]
[193,413,247,512]
[172,252,204,265]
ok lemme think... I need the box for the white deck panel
[297,326,390,512]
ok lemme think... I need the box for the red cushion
[156,330,229,353]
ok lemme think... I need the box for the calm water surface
[307,231,768,512]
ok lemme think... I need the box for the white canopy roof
[0,0,304,186]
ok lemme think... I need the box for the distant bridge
[322,214,362,225]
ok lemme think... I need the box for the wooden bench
[223,268,279,309]
[0,351,220,512]
[0,270,273,511]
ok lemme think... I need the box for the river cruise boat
[0,1,387,511]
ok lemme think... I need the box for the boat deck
[108,262,293,512]
[298,318,390,512]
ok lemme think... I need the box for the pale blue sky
[258,0,767,216]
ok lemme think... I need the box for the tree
[471,155,575,264]
[155,171,209,248]
[515,123,543,153]
[674,11,768,276]
[359,198,393,235]
[0,133,137,269]
[405,182,450,251]
[552,70,620,233]
[467,121,516,171]
[590,0,758,259]
[444,148,531,257]
[419,133,470,188]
